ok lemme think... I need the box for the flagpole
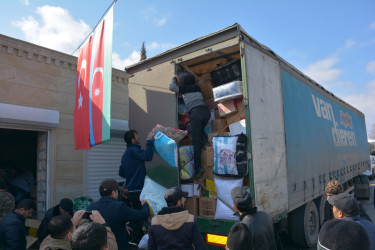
[71,0,117,55]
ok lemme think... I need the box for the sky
[0,0,374,136]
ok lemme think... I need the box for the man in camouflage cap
[0,179,15,223]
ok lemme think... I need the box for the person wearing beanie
[318,219,370,250]
[148,186,206,250]
[226,187,279,250]
[169,72,211,179]
[328,192,375,250]
[38,198,74,244]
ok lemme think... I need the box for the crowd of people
[0,100,375,249]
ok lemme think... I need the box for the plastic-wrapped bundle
[152,123,188,143]
[153,131,178,167]
[140,176,167,216]
[179,146,194,180]
[212,81,243,102]
[213,136,238,176]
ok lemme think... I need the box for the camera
[82,211,92,219]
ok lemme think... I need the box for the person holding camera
[39,210,117,250]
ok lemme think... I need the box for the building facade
[0,34,129,218]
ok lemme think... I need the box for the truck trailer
[125,23,370,248]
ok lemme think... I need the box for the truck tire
[360,175,370,185]
[289,201,319,247]
[313,194,326,227]
[353,176,361,184]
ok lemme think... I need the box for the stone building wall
[0,34,129,214]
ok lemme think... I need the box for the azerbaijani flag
[74,6,114,149]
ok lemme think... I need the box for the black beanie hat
[318,219,370,250]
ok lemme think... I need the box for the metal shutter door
[87,137,126,201]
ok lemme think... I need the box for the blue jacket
[119,140,154,192]
[345,215,375,250]
[148,206,206,250]
[0,210,26,250]
[88,196,150,250]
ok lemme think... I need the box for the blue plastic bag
[153,130,178,167]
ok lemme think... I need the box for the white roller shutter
[87,137,126,201]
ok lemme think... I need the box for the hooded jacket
[148,206,206,250]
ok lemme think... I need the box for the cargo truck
[125,23,370,248]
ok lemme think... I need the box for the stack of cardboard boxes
[178,62,247,217]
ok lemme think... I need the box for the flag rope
[71,0,117,55]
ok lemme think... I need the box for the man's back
[148,207,206,250]
[345,215,375,250]
[0,210,26,249]
[88,196,149,250]
[0,191,14,222]
[239,211,277,250]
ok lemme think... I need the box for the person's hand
[72,210,85,227]
[147,131,155,140]
[90,210,106,225]
[126,222,133,235]
[141,200,146,205]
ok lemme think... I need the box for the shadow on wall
[129,87,178,188]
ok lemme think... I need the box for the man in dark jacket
[37,198,74,244]
[329,192,375,250]
[119,129,154,209]
[88,178,150,250]
[148,186,206,250]
[0,198,36,250]
[226,187,278,250]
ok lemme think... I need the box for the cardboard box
[198,73,214,100]
[225,101,245,125]
[201,146,213,167]
[199,197,217,217]
[179,135,192,146]
[229,119,246,136]
[213,108,221,120]
[205,98,217,110]
[211,119,228,133]
[185,196,199,216]
[208,132,230,143]
[217,99,238,117]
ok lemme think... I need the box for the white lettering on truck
[311,94,356,147]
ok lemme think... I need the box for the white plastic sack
[138,234,149,249]
[140,176,167,216]
[153,131,178,167]
[213,136,238,175]
[214,176,242,220]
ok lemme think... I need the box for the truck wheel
[289,201,319,247]
[353,176,361,184]
[360,175,370,185]
[313,194,326,227]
